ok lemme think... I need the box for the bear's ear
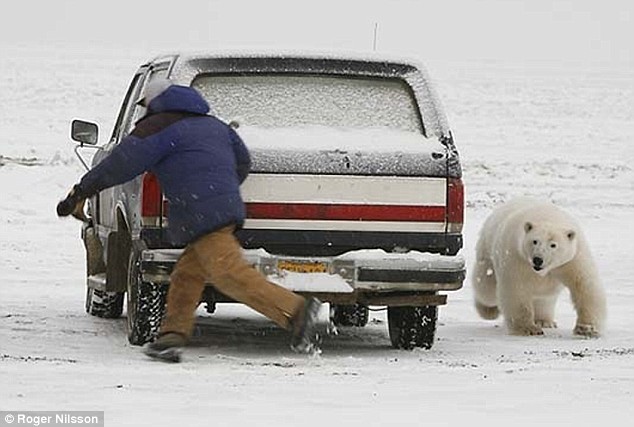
[567,230,576,241]
[524,222,533,233]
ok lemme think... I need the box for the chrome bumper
[139,248,465,294]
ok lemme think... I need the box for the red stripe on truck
[246,203,446,222]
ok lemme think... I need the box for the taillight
[141,173,163,223]
[447,177,464,232]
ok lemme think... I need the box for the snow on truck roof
[146,51,451,139]
[151,49,426,68]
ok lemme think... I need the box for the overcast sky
[2,0,632,64]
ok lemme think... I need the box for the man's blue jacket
[79,85,251,246]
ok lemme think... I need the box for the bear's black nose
[533,257,544,268]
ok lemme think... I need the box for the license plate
[278,260,328,273]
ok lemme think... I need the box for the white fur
[472,198,606,337]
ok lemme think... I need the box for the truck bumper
[138,248,465,303]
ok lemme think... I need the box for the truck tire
[330,304,369,327]
[85,287,124,318]
[387,305,437,350]
[126,249,167,346]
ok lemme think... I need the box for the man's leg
[146,225,320,361]
[191,225,306,330]
[159,244,207,339]
[145,244,208,362]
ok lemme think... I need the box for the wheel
[85,287,124,318]
[388,305,438,350]
[126,248,168,346]
[330,304,369,327]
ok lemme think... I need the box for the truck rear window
[192,74,424,135]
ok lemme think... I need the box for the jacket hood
[147,85,210,115]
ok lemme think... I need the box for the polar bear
[472,198,606,337]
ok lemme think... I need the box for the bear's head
[522,221,577,276]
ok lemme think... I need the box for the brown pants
[160,225,305,339]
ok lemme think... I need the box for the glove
[56,184,85,217]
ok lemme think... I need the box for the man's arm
[229,127,251,184]
[57,130,172,217]
[78,134,169,197]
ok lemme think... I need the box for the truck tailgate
[242,173,448,233]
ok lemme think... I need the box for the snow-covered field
[1,40,633,426]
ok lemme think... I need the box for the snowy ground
[1,44,634,425]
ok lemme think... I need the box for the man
[57,78,320,363]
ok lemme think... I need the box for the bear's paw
[573,323,600,338]
[511,324,544,336]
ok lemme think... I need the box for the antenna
[373,22,379,51]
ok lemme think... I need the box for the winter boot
[290,297,322,354]
[143,332,187,363]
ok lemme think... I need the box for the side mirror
[71,119,99,146]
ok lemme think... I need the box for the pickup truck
[69,52,465,350]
